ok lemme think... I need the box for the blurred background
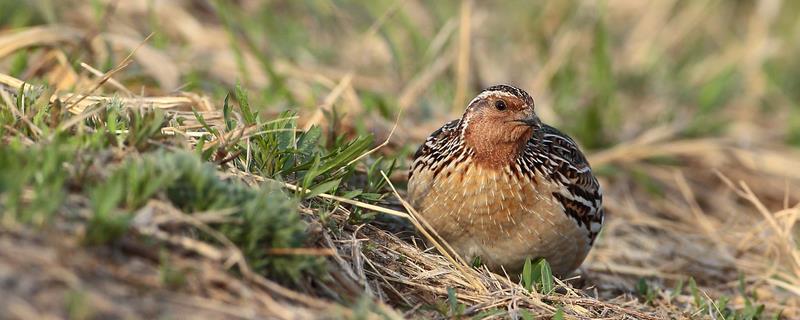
[1,0,800,318]
[2,0,799,149]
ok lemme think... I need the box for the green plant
[0,141,72,227]
[521,257,554,295]
[636,278,657,305]
[65,289,93,320]
[446,287,466,318]
[159,250,188,290]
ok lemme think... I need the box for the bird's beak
[513,115,540,127]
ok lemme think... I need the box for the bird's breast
[407,159,591,276]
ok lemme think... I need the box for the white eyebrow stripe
[467,91,519,107]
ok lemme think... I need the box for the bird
[407,84,604,277]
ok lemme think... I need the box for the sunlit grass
[1,0,799,318]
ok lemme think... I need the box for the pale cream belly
[408,161,591,277]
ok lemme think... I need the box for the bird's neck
[470,142,524,168]
[463,126,533,169]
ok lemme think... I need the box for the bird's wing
[409,119,461,179]
[533,124,604,243]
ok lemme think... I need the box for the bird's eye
[494,100,507,111]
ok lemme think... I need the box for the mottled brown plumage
[407,84,604,277]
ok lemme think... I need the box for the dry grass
[1,1,800,319]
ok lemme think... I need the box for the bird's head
[460,84,540,165]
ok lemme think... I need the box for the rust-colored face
[461,86,539,166]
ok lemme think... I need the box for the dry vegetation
[1,1,800,319]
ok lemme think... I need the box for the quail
[407,84,604,277]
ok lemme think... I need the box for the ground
[1,1,799,319]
